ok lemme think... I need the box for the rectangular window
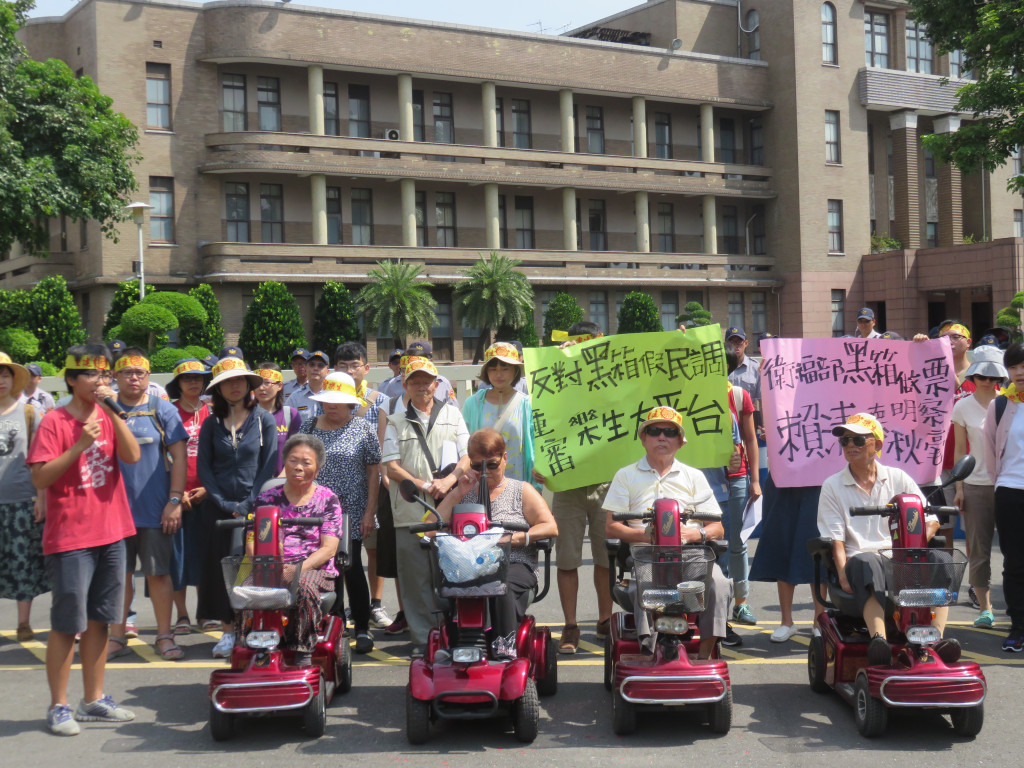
[831,289,845,337]
[752,204,766,254]
[949,49,971,79]
[722,205,739,254]
[825,110,841,163]
[324,82,339,136]
[498,195,508,249]
[257,76,281,131]
[348,84,371,138]
[1014,210,1023,238]
[80,218,88,249]
[222,73,246,131]
[589,291,607,328]
[654,112,672,159]
[435,192,456,247]
[495,97,505,147]
[828,199,844,253]
[586,106,605,154]
[661,292,678,332]
[433,295,452,339]
[326,186,342,244]
[728,291,744,331]
[822,2,837,64]
[146,62,171,130]
[925,149,937,179]
[864,11,889,68]
[514,196,534,249]
[225,182,250,242]
[1012,146,1022,177]
[433,92,453,144]
[657,203,674,253]
[749,119,764,165]
[926,221,938,248]
[415,190,426,246]
[868,123,875,173]
[259,183,283,243]
[511,99,531,149]
[588,200,607,251]
[412,90,425,142]
[719,118,736,163]
[351,188,373,245]
[751,291,767,334]
[906,20,933,74]
[149,177,174,243]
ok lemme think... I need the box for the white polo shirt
[603,456,720,529]
[817,462,933,556]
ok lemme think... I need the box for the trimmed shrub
[542,292,584,346]
[143,292,207,334]
[510,322,539,350]
[120,303,178,351]
[183,284,225,352]
[0,327,40,363]
[25,276,86,367]
[617,291,662,334]
[238,281,307,366]
[149,345,213,373]
[102,279,140,339]
[313,282,360,353]
[677,301,713,328]
[0,288,31,328]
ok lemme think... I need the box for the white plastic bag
[436,529,506,583]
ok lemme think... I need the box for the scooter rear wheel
[853,675,887,737]
[603,635,613,691]
[950,703,984,737]
[537,634,558,697]
[808,636,830,693]
[303,674,326,738]
[708,687,732,734]
[612,689,636,735]
[335,637,353,695]
[512,677,540,743]
[406,685,432,745]
[208,700,234,742]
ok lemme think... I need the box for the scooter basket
[221,555,303,611]
[879,548,968,607]
[432,530,509,598]
[631,545,715,613]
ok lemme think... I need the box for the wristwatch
[169,495,182,506]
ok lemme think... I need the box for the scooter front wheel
[612,689,636,735]
[853,675,887,737]
[708,687,732,734]
[335,638,352,695]
[209,700,234,742]
[303,674,326,737]
[537,634,558,697]
[950,703,984,737]
[406,685,432,745]
[808,636,830,693]
[512,677,540,743]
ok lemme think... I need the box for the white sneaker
[770,624,798,643]
[212,632,235,658]
[370,605,393,629]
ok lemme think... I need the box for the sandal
[199,619,220,632]
[107,635,131,661]
[154,634,184,661]
[174,616,192,636]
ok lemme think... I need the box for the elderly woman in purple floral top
[253,434,342,656]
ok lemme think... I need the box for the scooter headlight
[655,617,690,634]
[244,629,281,650]
[905,626,942,645]
[451,647,483,664]
[461,522,479,536]
[897,588,952,607]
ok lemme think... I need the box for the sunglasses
[974,375,1001,382]
[644,425,681,438]
[470,458,502,472]
[838,435,868,447]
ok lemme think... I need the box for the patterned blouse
[254,483,343,578]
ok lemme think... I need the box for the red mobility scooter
[604,496,731,735]
[806,456,986,737]
[398,472,556,744]
[207,497,352,740]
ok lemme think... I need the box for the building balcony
[0,250,75,289]
[202,133,775,199]
[858,67,970,115]
[197,242,778,287]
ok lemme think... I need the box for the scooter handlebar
[286,516,323,526]
[849,505,892,516]
[687,510,722,523]
[500,521,530,533]
[215,518,248,529]
[408,521,442,534]
[612,511,645,522]
[926,505,960,517]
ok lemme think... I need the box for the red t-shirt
[727,383,756,478]
[26,406,135,555]
[175,402,212,492]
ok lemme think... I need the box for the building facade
[6,0,1023,357]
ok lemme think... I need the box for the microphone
[103,396,129,420]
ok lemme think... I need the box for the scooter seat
[320,591,337,614]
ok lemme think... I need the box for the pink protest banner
[759,337,956,487]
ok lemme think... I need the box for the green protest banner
[524,325,735,492]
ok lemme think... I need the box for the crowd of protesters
[2,307,1022,736]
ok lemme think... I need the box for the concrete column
[311,173,327,245]
[397,73,414,141]
[484,183,500,249]
[890,111,921,248]
[934,115,963,247]
[559,89,575,153]
[632,96,647,158]
[400,178,417,247]
[703,195,717,254]
[700,103,715,163]
[481,82,498,148]
[308,65,324,135]
[562,188,578,250]
[635,191,650,252]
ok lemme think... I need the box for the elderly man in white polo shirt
[604,406,731,659]
[818,412,959,666]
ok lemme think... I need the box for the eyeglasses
[644,425,681,438]
[470,458,502,472]
[974,374,1001,382]
[335,362,365,373]
[945,333,967,342]
[838,435,868,447]
[117,369,148,379]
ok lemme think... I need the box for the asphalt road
[2,539,1019,767]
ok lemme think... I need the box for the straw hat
[205,356,262,392]
[0,352,30,395]
[310,372,362,405]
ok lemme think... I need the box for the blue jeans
[717,475,750,600]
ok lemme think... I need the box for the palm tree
[355,261,437,349]
[454,253,535,363]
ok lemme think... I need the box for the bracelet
[421,480,431,492]
[524,531,530,547]
[700,529,707,545]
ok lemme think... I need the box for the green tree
[23,275,84,367]
[313,281,360,353]
[355,261,437,349]
[453,253,534,362]
[996,291,1024,342]
[182,283,225,352]
[0,287,30,328]
[238,281,307,365]
[509,321,539,350]
[0,1,140,254]
[119,303,177,352]
[677,300,713,328]
[617,291,662,334]
[909,0,1024,193]
[149,345,213,373]
[542,292,584,346]
[142,291,207,346]
[102,278,140,339]
[0,326,38,362]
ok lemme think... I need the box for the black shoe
[867,634,891,666]
[721,624,743,647]
[354,632,374,654]
[933,638,961,664]
[967,586,981,609]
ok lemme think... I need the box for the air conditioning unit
[384,128,400,141]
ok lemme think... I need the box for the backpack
[995,394,1009,427]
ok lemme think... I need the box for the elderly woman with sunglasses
[436,428,557,653]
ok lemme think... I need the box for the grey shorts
[125,527,173,576]
[46,540,127,635]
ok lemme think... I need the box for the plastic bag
[436,528,506,584]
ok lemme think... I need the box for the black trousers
[491,562,537,640]
[343,537,371,634]
[995,486,1024,630]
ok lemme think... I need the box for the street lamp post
[125,202,152,300]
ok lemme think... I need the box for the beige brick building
[6,0,1023,358]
